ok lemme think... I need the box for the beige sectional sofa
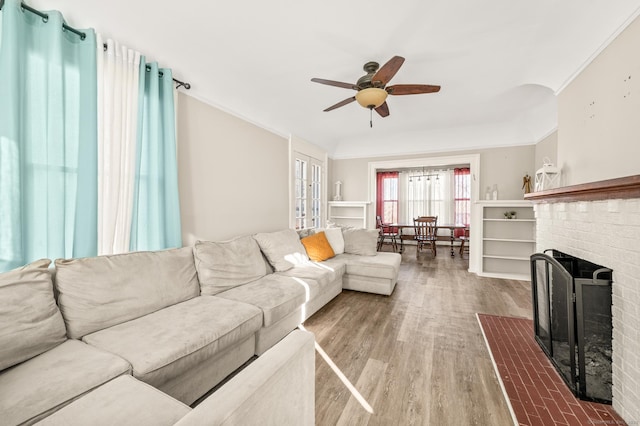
[0,227,400,425]
[37,330,315,426]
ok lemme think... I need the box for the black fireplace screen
[530,250,613,403]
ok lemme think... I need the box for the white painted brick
[536,197,640,421]
[625,199,640,212]
[622,212,640,227]
[554,202,566,212]
[608,199,621,213]
[538,210,551,220]
[608,212,625,225]
[575,221,591,232]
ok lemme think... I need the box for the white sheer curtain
[96,36,141,254]
[397,172,409,225]
[398,169,455,226]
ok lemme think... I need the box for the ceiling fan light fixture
[355,87,388,109]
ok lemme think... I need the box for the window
[404,169,453,222]
[376,167,470,226]
[376,172,398,224]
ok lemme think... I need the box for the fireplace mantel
[524,174,640,203]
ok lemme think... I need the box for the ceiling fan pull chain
[370,107,373,128]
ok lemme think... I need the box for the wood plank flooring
[303,246,533,425]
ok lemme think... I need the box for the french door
[294,154,323,229]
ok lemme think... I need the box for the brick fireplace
[526,175,640,423]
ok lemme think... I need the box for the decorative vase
[334,181,342,201]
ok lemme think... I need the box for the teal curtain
[129,61,181,251]
[0,0,98,271]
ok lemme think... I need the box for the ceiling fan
[311,55,440,123]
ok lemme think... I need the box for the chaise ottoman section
[82,296,262,404]
[332,252,401,295]
[0,339,131,426]
[35,375,190,426]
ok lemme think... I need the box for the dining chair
[376,215,399,252]
[413,216,438,257]
[458,227,470,256]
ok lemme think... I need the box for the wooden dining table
[387,223,468,257]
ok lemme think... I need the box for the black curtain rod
[101,43,191,90]
[1,1,191,90]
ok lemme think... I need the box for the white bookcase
[475,200,535,281]
[327,201,370,228]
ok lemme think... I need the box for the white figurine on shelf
[333,181,342,201]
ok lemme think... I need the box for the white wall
[480,145,536,200]
[534,14,640,423]
[177,93,289,244]
[534,130,558,172]
[330,145,535,202]
[557,15,640,186]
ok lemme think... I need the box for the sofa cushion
[0,339,131,426]
[216,274,307,327]
[277,262,344,300]
[318,227,345,255]
[0,259,67,371]
[82,296,262,388]
[253,229,309,272]
[35,375,190,426]
[342,228,379,256]
[334,252,401,280]
[296,228,314,239]
[300,231,335,261]
[54,247,200,339]
[194,237,267,296]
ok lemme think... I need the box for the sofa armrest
[174,329,315,426]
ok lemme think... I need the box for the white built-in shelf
[474,200,535,281]
[483,238,536,243]
[328,201,370,228]
[483,218,536,222]
[483,254,531,261]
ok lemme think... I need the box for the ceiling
[29,0,640,159]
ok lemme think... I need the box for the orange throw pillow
[300,231,335,261]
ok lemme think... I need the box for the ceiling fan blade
[311,78,358,90]
[323,96,356,112]
[372,56,405,86]
[375,102,390,117]
[387,84,441,95]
